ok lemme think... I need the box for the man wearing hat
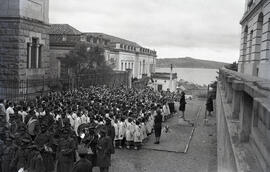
[34,123,55,172]
[72,145,93,172]
[11,137,31,171]
[27,143,45,172]
[56,129,76,172]
[96,127,113,172]
[1,136,16,172]
[105,118,115,154]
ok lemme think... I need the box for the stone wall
[49,46,73,78]
[18,18,50,80]
[0,18,20,80]
[0,0,49,23]
[217,68,270,172]
[0,17,50,99]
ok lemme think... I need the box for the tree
[225,61,238,71]
[62,43,112,75]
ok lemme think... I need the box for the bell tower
[0,0,50,99]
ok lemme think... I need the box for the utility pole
[169,64,173,92]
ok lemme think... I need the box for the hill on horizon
[156,57,229,69]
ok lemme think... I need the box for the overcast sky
[49,0,245,63]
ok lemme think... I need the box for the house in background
[85,33,157,79]
[150,72,178,92]
[49,26,157,79]
[49,24,83,78]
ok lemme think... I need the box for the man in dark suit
[96,127,113,172]
[72,145,93,172]
[206,96,214,116]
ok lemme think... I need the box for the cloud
[49,0,245,63]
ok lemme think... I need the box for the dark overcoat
[57,137,76,172]
[206,98,214,112]
[72,158,93,172]
[34,131,55,172]
[96,136,112,168]
[179,95,186,112]
[1,144,17,172]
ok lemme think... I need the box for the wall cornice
[0,16,50,26]
[240,0,266,25]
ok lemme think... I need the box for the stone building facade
[49,24,83,78]
[80,33,157,79]
[0,0,50,97]
[217,68,270,172]
[49,29,157,79]
[238,0,270,80]
[49,25,111,78]
[0,1,156,98]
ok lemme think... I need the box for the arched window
[249,30,254,61]
[27,37,42,69]
[243,26,249,62]
[253,13,264,76]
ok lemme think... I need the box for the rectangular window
[27,43,30,68]
[31,38,38,68]
[121,62,123,71]
[27,38,42,69]
[38,45,42,68]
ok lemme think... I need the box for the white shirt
[6,106,14,124]
[18,110,28,123]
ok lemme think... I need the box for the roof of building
[49,24,82,35]
[84,32,141,47]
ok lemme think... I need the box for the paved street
[93,99,217,172]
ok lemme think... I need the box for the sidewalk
[93,98,217,172]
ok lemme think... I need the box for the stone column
[252,98,260,128]
[239,92,253,142]
[36,44,40,68]
[232,80,244,119]
[226,76,233,103]
[28,43,32,68]
[258,19,270,80]
[223,73,227,91]
[224,73,230,98]
[126,69,132,88]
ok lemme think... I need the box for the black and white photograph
[0,0,270,172]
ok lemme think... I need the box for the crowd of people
[0,86,181,172]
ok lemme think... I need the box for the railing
[0,71,131,101]
[217,68,270,172]
[132,77,150,90]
